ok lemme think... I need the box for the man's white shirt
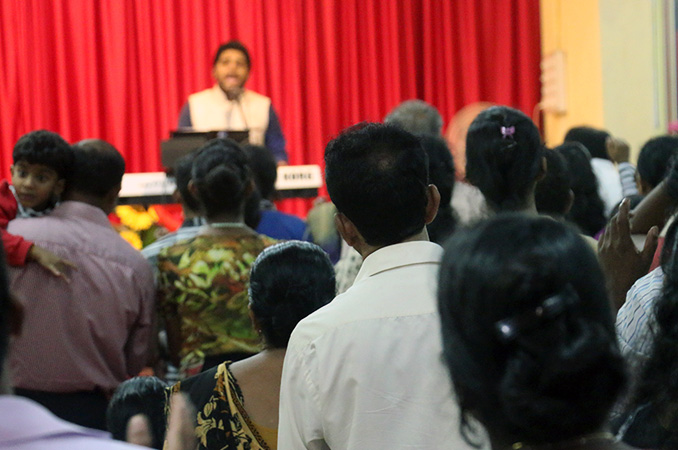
[278,241,477,450]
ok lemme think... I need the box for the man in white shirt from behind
[278,123,476,449]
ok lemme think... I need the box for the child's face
[10,161,65,211]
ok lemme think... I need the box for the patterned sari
[171,362,277,450]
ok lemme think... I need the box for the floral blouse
[157,232,276,377]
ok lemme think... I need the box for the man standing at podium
[177,40,288,163]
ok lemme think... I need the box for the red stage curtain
[0,0,541,216]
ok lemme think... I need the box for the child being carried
[1,130,75,278]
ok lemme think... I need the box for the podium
[118,165,323,205]
[160,130,251,170]
[126,132,322,205]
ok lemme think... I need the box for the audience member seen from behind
[107,376,168,449]
[171,241,335,450]
[636,136,678,196]
[614,217,678,449]
[1,130,74,277]
[244,144,309,240]
[156,138,276,380]
[564,126,629,217]
[384,99,443,136]
[332,101,452,293]
[535,148,574,221]
[465,105,545,214]
[142,151,205,269]
[385,101,458,242]
[334,134,458,293]
[8,139,156,431]
[0,204,150,449]
[438,215,630,450]
[555,142,607,237]
[279,124,476,450]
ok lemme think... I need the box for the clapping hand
[599,198,658,310]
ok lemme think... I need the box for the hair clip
[495,285,579,343]
[501,126,515,140]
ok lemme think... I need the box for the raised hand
[599,198,658,310]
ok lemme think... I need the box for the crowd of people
[3,41,678,450]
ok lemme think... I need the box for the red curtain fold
[0,0,541,216]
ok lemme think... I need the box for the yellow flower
[115,205,157,231]
[120,230,143,250]
[147,206,160,222]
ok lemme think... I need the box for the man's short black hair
[12,130,73,180]
[325,122,429,247]
[69,140,125,197]
[213,40,251,69]
[245,144,277,199]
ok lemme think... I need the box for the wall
[600,0,668,157]
[540,0,605,146]
[541,0,671,160]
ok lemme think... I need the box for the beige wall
[600,0,668,159]
[540,0,670,160]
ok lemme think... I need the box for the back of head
[420,135,457,243]
[555,142,606,236]
[173,151,201,213]
[384,99,443,136]
[69,139,125,197]
[564,126,611,160]
[535,149,571,217]
[191,138,251,219]
[438,215,625,446]
[249,241,335,348]
[637,135,678,191]
[325,122,429,247]
[213,40,251,68]
[172,152,200,211]
[106,376,168,449]
[465,106,543,212]
[13,130,73,180]
[244,144,277,199]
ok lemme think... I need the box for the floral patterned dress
[157,231,276,378]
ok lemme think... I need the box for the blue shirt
[256,209,308,241]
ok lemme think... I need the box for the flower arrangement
[111,205,164,250]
